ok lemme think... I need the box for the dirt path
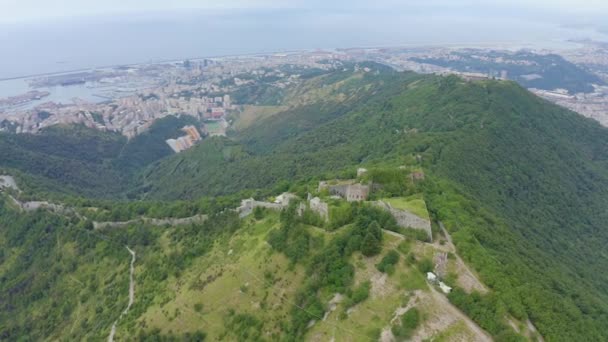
[438,222,453,246]
[438,222,488,294]
[108,246,136,342]
[427,285,493,342]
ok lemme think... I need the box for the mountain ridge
[1,68,608,340]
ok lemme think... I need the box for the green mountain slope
[138,72,608,340]
[0,125,128,197]
[0,115,199,199]
[0,193,501,341]
[2,67,608,341]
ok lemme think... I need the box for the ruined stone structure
[410,171,425,182]
[309,197,329,220]
[373,200,433,241]
[0,175,19,192]
[275,192,297,206]
[297,202,307,217]
[237,198,283,218]
[319,180,370,202]
[344,184,370,202]
[93,215,208,229]
[237,193,297,218]
[21,201,66,212]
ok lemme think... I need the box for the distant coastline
[0,50,308,82]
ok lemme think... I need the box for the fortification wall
[93,214,208,229]
[237,198,284,218]
[373,201,433,241]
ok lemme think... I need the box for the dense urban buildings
[2,43,608,139]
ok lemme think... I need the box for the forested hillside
[1,67,608,341]
[0,115,197,199]
[138,72,608,340]
[0,125,127,197]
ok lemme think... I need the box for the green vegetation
[115,115,199,172]
[141,72,608,340]
[268,204,319,263]
[136,329,207,341]
[2,66,608,341]
[266,203,399,340]
[448,288,523,341]
[343,281,371,310]
[381,194,430,219]
[376,250,399,274]
[0,115,200,199]
[416,257,434,274]
[224,311,265,341]
[0,195,241,340]
[231,105,287,131]
[0,124,127,197]
[392,307,421,339]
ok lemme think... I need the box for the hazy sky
[2,0,608,23]
[1,0,607,79]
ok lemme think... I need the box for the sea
[1,9,607,103]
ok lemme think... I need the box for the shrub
[392,307,420,338]
[376,250,400,274]
[417,257,434,273]
[344,281,371,309]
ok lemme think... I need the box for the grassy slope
[124,211,490,341]
[1,193,491,341]
[381,194,430,219]
[231,105,288,131]
[0,196,245,341]
[132,213,303,340]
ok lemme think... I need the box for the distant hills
[411,50,605,93]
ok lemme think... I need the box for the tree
[361,232,381,257]
[368,220,383,241]
[392,308,420,338]
[376,250,400,274]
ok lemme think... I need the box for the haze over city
[1,0,608,79]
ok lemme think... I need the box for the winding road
[108,246,136,342]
